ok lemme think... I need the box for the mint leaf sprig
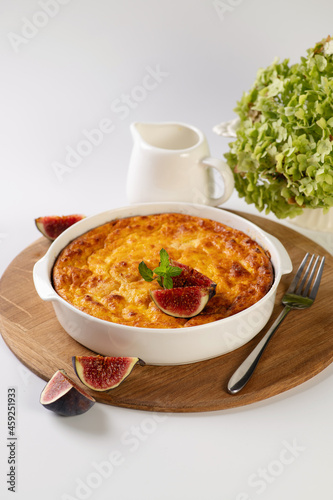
[138,248,182,289]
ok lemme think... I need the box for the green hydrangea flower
[225,36,333,218]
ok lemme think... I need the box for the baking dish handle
[263,231,293,275]
[33,255,58,302]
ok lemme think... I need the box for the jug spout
[130,122,142,142]
[130,122,163,148]
[130,122,160,151]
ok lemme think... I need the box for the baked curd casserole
[52,213,274,328]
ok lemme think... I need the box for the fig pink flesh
[73,356,139,391]
[150,286,210,318]
[40,370,72,403]
[170,260,217,293]
[35,214,85,240]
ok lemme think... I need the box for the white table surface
[1,1,333,498]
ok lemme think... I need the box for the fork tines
[289,253,325,298]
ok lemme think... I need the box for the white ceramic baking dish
[33,202,292,365]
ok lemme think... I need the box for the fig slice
[170,260,217,298]
[40,369,95,416]
[150,286,211,318]
[35,214,85,240]
[72,356,140,392]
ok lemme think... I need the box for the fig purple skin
[72,356,141,392]
[40,369,95,416]
[150,286,212,318]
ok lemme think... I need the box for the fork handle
[227,306,291,394]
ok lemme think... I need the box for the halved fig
[40,369,95,416]
[170,260,217,298]
[35,214,85,240]
[150,286,211,318]
[72,356,140,392]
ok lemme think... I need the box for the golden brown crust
[52,213,273,328]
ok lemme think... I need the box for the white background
[1,1,333,499]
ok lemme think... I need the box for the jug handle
[200,157,235,206]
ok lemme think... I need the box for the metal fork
[227,253,325,395]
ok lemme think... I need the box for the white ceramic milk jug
[126,122,234,205]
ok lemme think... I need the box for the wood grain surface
[0,212,333,412]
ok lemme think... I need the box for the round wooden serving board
[1,212,333,412]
